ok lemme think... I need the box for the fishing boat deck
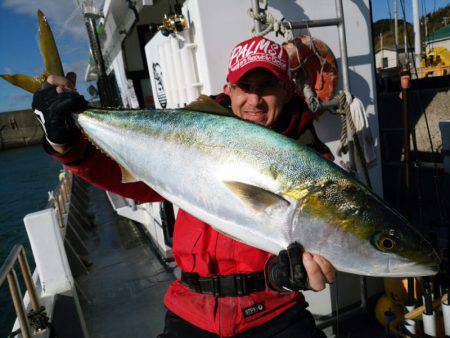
[71,185,386,338]
[76,185,174,337]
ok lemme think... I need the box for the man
[33,36,335,337]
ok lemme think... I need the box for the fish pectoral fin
[119,165,140,183]
[224,181,290,213]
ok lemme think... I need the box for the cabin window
[382,57,388,68]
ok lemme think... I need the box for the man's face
[223,69,289,128]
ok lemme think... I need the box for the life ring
[283,35,338,102]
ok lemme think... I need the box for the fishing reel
[158,13,187,37]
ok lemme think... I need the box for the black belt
[181,271,266,297]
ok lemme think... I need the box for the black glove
[267,242,309,292]
[32,84,88,146]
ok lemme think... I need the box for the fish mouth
[336,257,439,277]
[385,257,439,277]
[337,263,439,277]
[385,264,439,277]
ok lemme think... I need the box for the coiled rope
[336,92,350,156]
[336,92,373,188]
[248,1,372,188]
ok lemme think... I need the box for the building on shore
[425,24,450,51]
[374,45,414,71]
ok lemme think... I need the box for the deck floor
[74,185,386,338]
[76,186,174,338]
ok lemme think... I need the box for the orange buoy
[375,294,403,326]
[283,35,338,102]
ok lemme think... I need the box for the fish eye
[378,236,396,251]
[372,232,397,252]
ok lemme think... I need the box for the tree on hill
[423,4,450,35]
[373,19,413,51]
[372,4,450,51]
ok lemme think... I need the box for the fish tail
[0,10,63,93]
[38,9,64,77]
[0,74,46,94]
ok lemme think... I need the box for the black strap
[181,271,266,297]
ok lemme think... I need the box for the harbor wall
[0,109,43,150]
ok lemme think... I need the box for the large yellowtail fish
[2,11,440,277]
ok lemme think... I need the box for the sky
[372,0,450,22]
[0,0,102,113]
[0,0,450,113]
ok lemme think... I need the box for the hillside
[372,4,450,51]
[424,4,450,35]
[373,19,413,51]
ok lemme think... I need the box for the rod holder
[403,305,416,336]
[443,298,450,337]
[422,312,437,337]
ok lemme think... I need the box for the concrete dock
[0,109,43,150]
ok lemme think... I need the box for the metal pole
[18,251,41,312]
[404,22,408,57]
[335,0,350,93]
[7,270,32,338]
[400,69,411,219]
[402,90,411,192]
[59,194,66,214]
[394,0,399,47]
[62,179,68,205]
[380,33,384,67]
[394,0,399,66]
[251,0,262,34]
[412,0,421,68]
[83,13,115,106]
[54,198,64,228]
[282,18,342,30]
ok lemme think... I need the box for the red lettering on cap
[227,37,289,85]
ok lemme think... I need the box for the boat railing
[48,171,73,229]
[0,245,47,338]
[2,170,76,337]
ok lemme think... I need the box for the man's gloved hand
[32,74,88,146]
[267,242,335,292]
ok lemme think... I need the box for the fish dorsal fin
[0,10,63,93]
[119,165,140,183]
[184,95,234,116]
[224,181,290,213]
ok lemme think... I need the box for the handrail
[1,171,72,337]
[49,171,73,228]
[0,245,43,338]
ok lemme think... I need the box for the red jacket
[46,94,329,337]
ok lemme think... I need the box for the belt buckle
[212,276,221,298]
[185,272,202,293]
[235,274,247,296]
